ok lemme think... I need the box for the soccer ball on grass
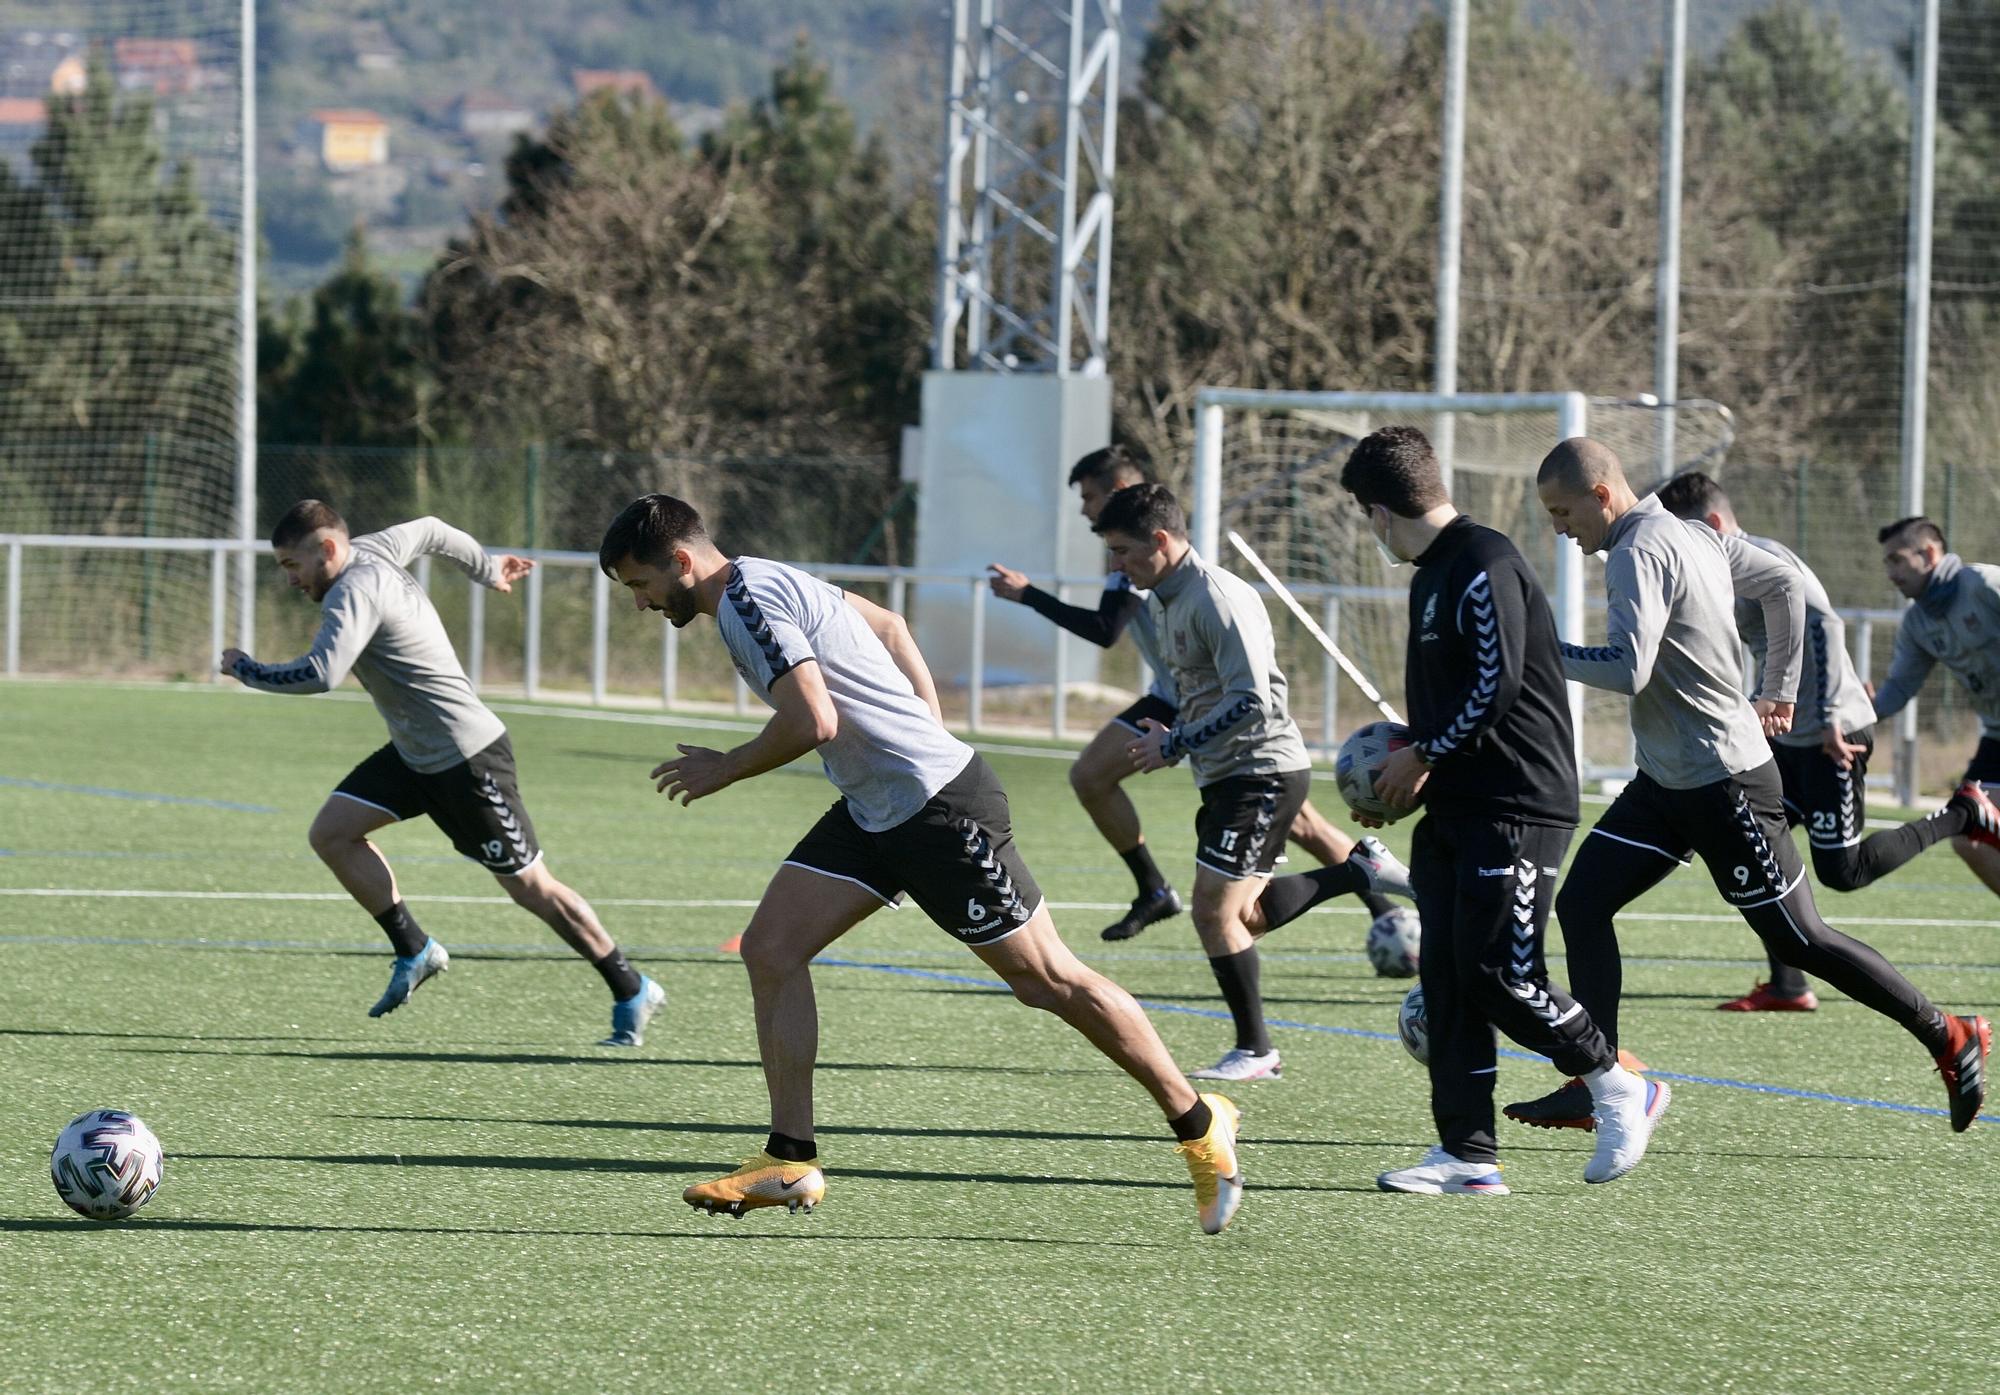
[1365,906,1421,978]
[51,1109,163,1220]
[1397,985,1429,1064]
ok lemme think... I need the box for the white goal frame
[1190,387,1590,775]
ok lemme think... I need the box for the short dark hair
[271,499,348,550]
[1068,443,1152,489]
[1092,482,1186,541]
[598,493,711,575]
[1653,470,1731,523]
[1877,515,1946,550]
[1339,426,1447,517]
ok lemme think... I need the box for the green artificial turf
[1,681,1995,1393]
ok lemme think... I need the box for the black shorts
[333,736,541,875]
[1194,770,1312,880]
[1772,727,1873,852]
[784,754,1045,947]
[1587,762,1803,909]
[1965,737,2000,787]
[1111,693,1179,735]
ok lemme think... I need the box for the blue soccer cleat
[600,974,665,1047]
[368,937,449,1018]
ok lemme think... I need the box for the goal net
[1187,390,1736,781]
[0,1,248,672]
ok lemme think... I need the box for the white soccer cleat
[1348,836,1415,899]
[1188,1048,1283,1082]
[1585,1069,1671,1184]
[368,937,449,1018]
[1376,1146,1510,1196]
[600,975,665,1047]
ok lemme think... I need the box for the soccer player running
[1097,484,1409,1084]
[1655,475,2000,1012]
[222,501,664,1046]
[597,494,1246,1234]
[1508,441,1989,1134]
[1339,428,1660,1192]
[1869,516,2000,898]
[987,445,1404,941]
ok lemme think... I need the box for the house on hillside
[310,108,390,172]
[113,38,202,96]
[456,91,535,140]
[572,69,658,104]
[350,23,401,74]
[0,30,83,98]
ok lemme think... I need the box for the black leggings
[1555,763,1943,1052]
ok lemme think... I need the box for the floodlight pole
[1895,0,1940,807]
[932,0,1120,375]
[1433,0,1467,493]
[1654,0,1685,483]
[235,0,257,651]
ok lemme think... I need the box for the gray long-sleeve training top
[1146,548,1311,787]
[1871,553,2000,741]
[1562,495,1805,789]
[230,517,509,773]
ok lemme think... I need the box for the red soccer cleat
[1951,782,2000,853]
[1718,982,1819,1013]
[1935,1014,1991,1132]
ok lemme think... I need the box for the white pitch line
[0,885,1994,930]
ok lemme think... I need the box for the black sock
[1208,947,1272,1054]
[1120,843,1167,898]
[1255,862,1367,934]
[593,946,643,1001]
[1916,1007,1952,1056]
[766,1130,817,1163]
[1359,890,1395,919]
[1168,1098,1214,1143]
[373,901,427,958]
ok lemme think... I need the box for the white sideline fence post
[4,541,20,676]
[523,558,543,701]
[968,577,986,734]
[662,618,678,708]
[467,580,485,690]
[209,546,228,682]
[590,568,609,706]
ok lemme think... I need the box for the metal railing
[0,533,1921,796]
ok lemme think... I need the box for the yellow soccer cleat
[1175,1092,1243,1235]
[682,1151,825,1218]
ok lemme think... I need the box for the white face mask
[1369,506,1408,569]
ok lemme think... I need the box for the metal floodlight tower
[932,0,1120,375]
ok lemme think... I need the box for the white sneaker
[368,937,449,1018]
[1376,1146,1510,1195]
[1349,836,1415,899]
[1188,1048,1283,1082]
[599,975,665,1047]
[1585,1068,1670,1183]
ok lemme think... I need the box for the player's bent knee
[1813,851,1866,894]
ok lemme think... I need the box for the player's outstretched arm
[221,589,380,695]
[1561,548,1667,695]
[366,517,508,589]
[652,661,838,804]
[843,591,944,725]
[986,566,1143,650]
[1870,616,1935,722]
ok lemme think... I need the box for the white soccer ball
[1365,906,1422,978]
[1336,721,1418,824]
[51,1109,163,1221]
[1397,984,1429,1064]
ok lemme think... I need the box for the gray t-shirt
[1563,496,1804,790]
[1146,548,1312,787]
[717,557,973,832]
[232,518,507,774]
[1873,554,2000,739]
[1735,534,1876,748]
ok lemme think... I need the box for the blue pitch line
[813,956,1999,1129]
[0,775,279,814]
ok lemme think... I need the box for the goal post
[1188,388,1738,784]
[1191,388,1590,775]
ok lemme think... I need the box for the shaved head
[1537,437,1628,494]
